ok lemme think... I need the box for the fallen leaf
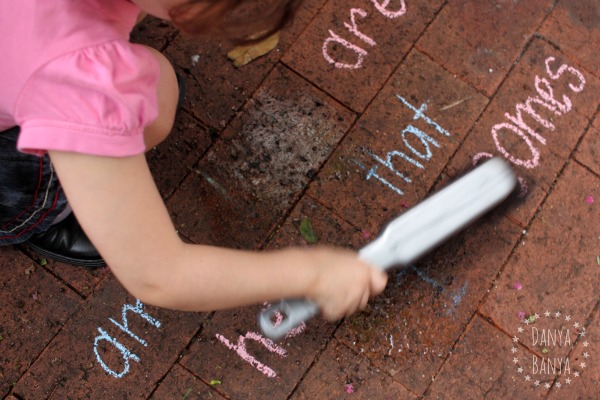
[299,217,318,244]
[39,258,47,266]
[227,31,280,67]
[209,379,221,385]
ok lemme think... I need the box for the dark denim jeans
[0,127,68,245]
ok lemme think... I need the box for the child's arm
[48,150,388,319]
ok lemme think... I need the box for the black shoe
[26,213,106,268]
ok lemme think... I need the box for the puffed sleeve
[15,40,160,157]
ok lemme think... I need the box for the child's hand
[305,247,388,321]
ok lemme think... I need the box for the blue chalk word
[93,299,161,379]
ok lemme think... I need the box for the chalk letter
[216,332,286,378]
[491,122,540,169]
[323,30,368,69]
[372,0,407,18]
[532,327,539,346]
[402,125,440,160]
[545,57,586,93]
[109,299,161,347]
[344,8,376,46]
[93,327,140,379]
[351,159,405,196]
[504,96,556,146]
[534,76,572,114]
[396,96,451,137]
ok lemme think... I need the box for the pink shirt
[0,0,160,157]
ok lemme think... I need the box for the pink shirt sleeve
[15,40,160,157]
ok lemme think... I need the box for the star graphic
[517,327,524,333]
[511,347,517,353]
[583,341,589,347]
[525,375,531,381]
[579,331,586,337]
[534,313,540,319]
[517,367,523,373]
[512,336,519,343]
[555,311,561,318]
[513,357,519,364]
[545,383,551,389]
[580,362,586,369]
[574,371,580,378]
[544,311,551,317]
[534,380,540,387]
[565,315,571,321]
[565,378,571,384]
[556,382,561,388]
[573,322,580,328]
[583,352,590,358]
[525,319,530,325]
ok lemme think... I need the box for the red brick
[180,305,336,400]
[539,0,600,80]
[426,315,549,399]
[308,49,488,236]
[291,339,416,399]
[149,365,226,400]
[147,110,213,200]
[18,247,110,298]
[167,65,355,248]
[546,306,599,398]
[445,39,600,227]
[283,0,444,112]
[0,247,81,398]
[417,0,553,96]
[480,162,599,360]
[335,216,521,394]
[574,124,600,177]
[265,196,367,251]
[13,276,204,399]
[163,0,328,130]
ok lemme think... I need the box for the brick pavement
[2,1,598,399]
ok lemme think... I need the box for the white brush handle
[259,158,516,340]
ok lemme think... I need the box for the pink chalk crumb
[400,201,410,208]
[513,282,523,290]
[362,230,370,240]
[517,311,526,320]
[585,195,594,204]
[345,383,354,393]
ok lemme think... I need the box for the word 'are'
[323,0,407,69]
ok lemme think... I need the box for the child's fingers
[370,268,388,295]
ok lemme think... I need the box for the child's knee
[142,46,179,150]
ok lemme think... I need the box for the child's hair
[169,0,304,43]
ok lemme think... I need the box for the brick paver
[2,1,598,399]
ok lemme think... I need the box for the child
[0,0,387,322]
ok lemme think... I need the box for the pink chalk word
[323,1,407,69]
[216,305,306,378]
[476,57,585,170]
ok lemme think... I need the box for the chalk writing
[93,299,161,379]
[477,56,586,170]
[216,305,306,378]
[352,95,452,197]
[323,1,407,69]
